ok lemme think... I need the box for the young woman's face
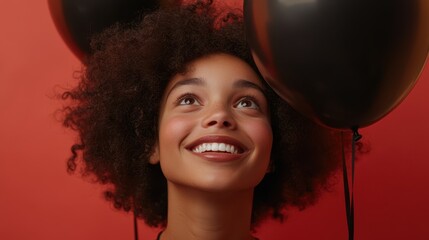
[155,53,272,192]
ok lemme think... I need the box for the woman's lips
[191,151,245,162]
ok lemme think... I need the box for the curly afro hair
[62,0,346,228]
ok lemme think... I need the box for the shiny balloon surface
[245,0,429,129]
[48,0,180,62]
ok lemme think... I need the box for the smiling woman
[61,0,346,239]
[154,54,273,195]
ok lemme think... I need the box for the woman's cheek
[159,114,194,146]
[248,119,273,158]
[157,114,196,184]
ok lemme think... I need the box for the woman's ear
[149,144,160,164]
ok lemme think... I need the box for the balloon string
[342,128,361,240]
[134,211,139,240]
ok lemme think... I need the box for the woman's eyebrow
[167,78,265,96]
[233,79,266,94]
[167,77,206,95]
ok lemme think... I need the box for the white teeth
[192,143,240,154]
[219,143,226,151]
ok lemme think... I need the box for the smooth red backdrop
[0,1,428,239]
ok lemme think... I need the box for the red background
[1,1,428,239]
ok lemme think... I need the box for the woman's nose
[201,104,236,129]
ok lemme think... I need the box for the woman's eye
[178,94,200,106]
[236,97,259,109]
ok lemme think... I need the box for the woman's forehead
[166,53,264,91]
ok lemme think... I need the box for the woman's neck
[161,182,256,240]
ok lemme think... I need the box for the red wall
[0,1,428,239]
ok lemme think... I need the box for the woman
[62,1,344,239]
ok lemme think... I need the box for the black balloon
[48,0,180,62]
[244,0,429,129]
